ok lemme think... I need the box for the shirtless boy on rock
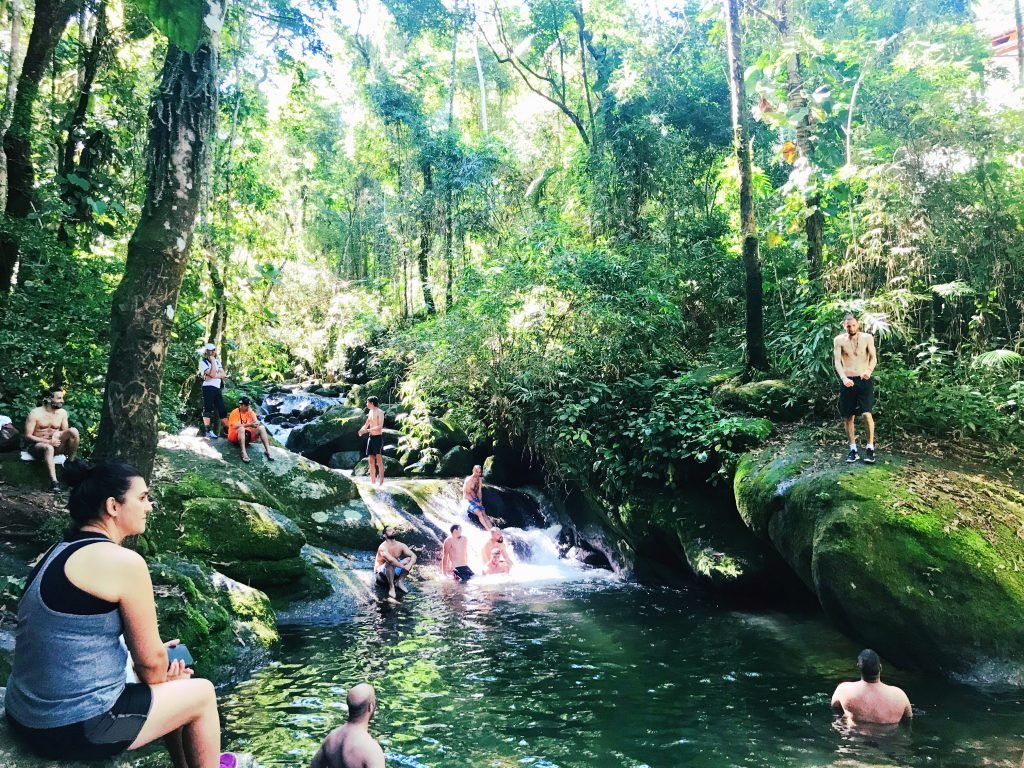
[833,313,878,464]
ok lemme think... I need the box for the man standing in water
[833,313,877,464]
[831,649,912,724]
[358,397,386,486]
[463,464,494,529]
[374,526,416,603]
[310,683,385,768]
[441,524,474,582]
[24,387,79,492]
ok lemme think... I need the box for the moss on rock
[714,379,802,421]
[734,438,1024,679]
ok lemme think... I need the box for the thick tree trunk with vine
[93,29,221,479]
[724,0,767,371]
[418,161,435,315]
[0,0,84,295]
[444,193,454,308]
[0,0,25,214]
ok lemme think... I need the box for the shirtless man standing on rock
[833,313,877,464]
[831,649,912,725]
[358,397,386,486]
[441,524,474,582]
[310,683,385,768]
[463,464,494,530]
[24,386,79,492]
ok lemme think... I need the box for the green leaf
[66,173,90,190]
[132,0,207,52]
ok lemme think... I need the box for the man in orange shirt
[226,396,274,464]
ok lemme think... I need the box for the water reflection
[219,581,1024,767]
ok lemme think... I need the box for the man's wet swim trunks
[839,376,875,418]
[453,565,474,582]
[466,498,483,520]
[366,433,384,456]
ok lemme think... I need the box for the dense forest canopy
[0,0,1021,492]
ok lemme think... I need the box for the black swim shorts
[453,565,474,582]
[839,376,875,418]
[202,386,228,418]
[366,433,384,456]
[6,683,152,760]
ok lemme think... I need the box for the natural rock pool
[217,572,1024,767]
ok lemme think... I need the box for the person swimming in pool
[463,465,494,530]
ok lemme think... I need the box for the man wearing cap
[831,649,912,724]
[226,396,274,464]
[199,344,228,439]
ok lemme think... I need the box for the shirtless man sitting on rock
[831,649,912,725]
[441,524,474,582]
[24,386,79,492]
[463,464,494,530]
[374,526,416,603]
[310,683,385,768]
[833,313,878,464]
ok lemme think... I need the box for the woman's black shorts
[839,376,875,417]
[202,385,228,418]
[6,683,152,760]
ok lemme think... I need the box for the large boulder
[152,434,360,555]
[436,446,474,477]
[353,456,405,479]
[734,438,1024,680]
[149,556,277,683]
[180,499,306,588]
[285,406,366,463]
[328,451,362,470]
[713,379,802,421]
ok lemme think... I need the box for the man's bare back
[831,680,912,724]
[310,722,385,768]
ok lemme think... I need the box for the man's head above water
[346,683,376,723]
[857,649,881,682]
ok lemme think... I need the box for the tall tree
[93,0,225,478]
[723,0,767,371]
[0,0,85,295]
[1015,0,1023,88]
[0,0,25,212]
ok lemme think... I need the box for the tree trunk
[418,161,435,315]
[777,0,824,282]
[473,34,488,134]
[447,6,458,130]
[57,0,107,241]
[0,0,25,213]
[93,20,222,479]
[1016,0,1023,88]
[723,0,767,371]
[444,191,453,308]
[0,0,84,294]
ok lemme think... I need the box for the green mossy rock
[436,446,474,477]
[329,450,362,469]
[353,456,405,478]
[405,447,440,476]
[149,556,277,683]
[734,439,1024,679]
[713,379,802,421]
[151,435,359,552]
[426,417,470,453]
[284,405,365,462]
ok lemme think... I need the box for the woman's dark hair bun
[61,459,94,488]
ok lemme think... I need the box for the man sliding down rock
[463,464,494,529]
[833,313,877,464]
[374,526,416,603]
[831,649,912,725]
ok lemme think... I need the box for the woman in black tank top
[6,460,235,767]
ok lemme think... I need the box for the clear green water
[219,577,1024,767]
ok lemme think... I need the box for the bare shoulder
[833,333,846,346]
